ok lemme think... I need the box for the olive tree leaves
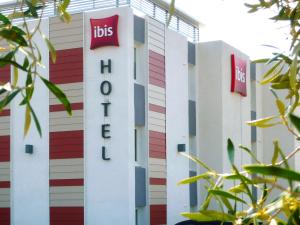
[0,0,71,136]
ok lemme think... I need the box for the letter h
[101,59,112,74]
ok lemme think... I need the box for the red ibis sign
[231,54,247,97]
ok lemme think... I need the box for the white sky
[168,0,290,59]
[0,0,291,59]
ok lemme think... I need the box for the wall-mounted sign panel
[90,15,119,49]
[231,54,247,97]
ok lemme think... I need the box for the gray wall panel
[134,16,145,44]
[134,84,146,126]
[251,63,256,81]
[189,171,197,207]
[189,100,196,136]
[188,42,196,65]
[135,167,146,207]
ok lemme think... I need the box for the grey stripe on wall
[189,171,198,207]
[251,110,257,142]
[188,42,196,65]
[135,166,146,207]
[134,15,145,44]
[134,83,146,126]
[250,63,256,81]
[189,100,196,136]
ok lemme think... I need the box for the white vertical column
[11,19,49,225]
[166,29,190,225]
[84,7,135,225]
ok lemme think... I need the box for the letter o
[100,81,112,95]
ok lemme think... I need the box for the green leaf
[227,138,235,165]
[181,210,236,222]
[289,114,300,134]
[167,0,175,26]
[24,104,31,136]
[42,34,56,63]
[289,57,297,90]
[220,196,234,214]
[12,66,18,87]
[27,102,41,137]
[252,58,269,63]
[39,76,72,116]
[239,145,261,164]
[246,116,280,128]
[0,29,27,46]
[0,13,11,25]
[276,99,285,116]
[244,165,300,182]
[177,172,212,185]
[260,73,281,85]
[271,81,290,89]
[0,89,21,110]
[180,152,214,172]
[229,184,247,194]
[262,60,282,78]
[223,174,253,184]
[208,189,246,204]
[61,0,71,10]
[271,141,279,165]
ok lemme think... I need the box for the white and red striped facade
[0,4,263,225]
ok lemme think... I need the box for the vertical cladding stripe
[48,24,84,222]
[148,18,166,225]
[0,65,10,224]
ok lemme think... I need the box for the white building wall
[254,64,295,166]
[11,19,50,225]
[197,41,251,207]
[84,7,135,225]
[166,29,190,225]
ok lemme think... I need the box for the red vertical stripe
[50,207,84,225]
[0,208,10,225]
[149,47,166,224]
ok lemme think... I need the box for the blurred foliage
[0,0,72,136]
[177,0,300,224]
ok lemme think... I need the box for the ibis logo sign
[90,15,119,50]
[231,54,247,97]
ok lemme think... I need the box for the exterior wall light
[177,144,186,152]
[25,145,33,154]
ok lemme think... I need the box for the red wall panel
[0,66,10,84]
[50,103,83,112]
[50,48,83,84]
[50,131,83,159]
[50,179,83,187]
[0,136,10,162]
[150,205,167,225]
[0,208,10,225]
[150,178,166,185]
[50,207,83,225]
